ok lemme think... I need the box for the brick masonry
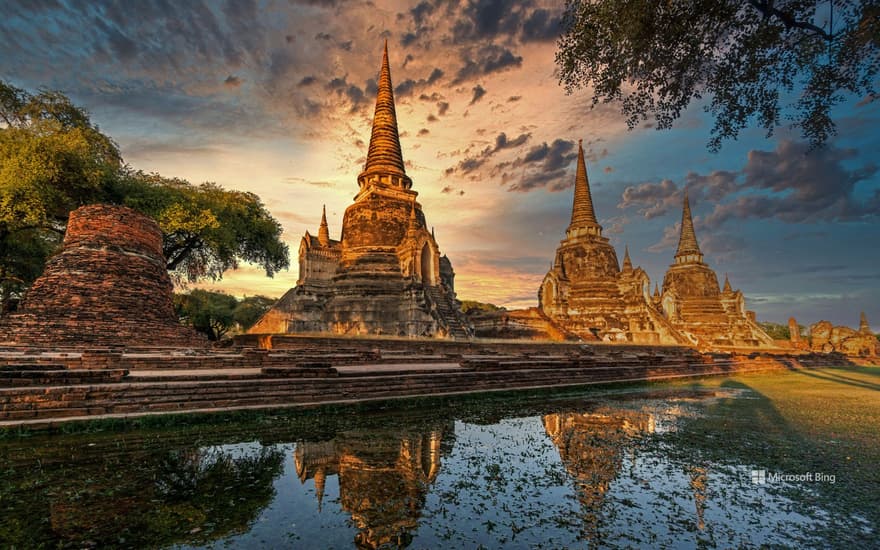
[0,337,867,428]
[0,204,206,348]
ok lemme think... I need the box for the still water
[1,377,876,548]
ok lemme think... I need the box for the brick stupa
[250,42,469,338]
[0,204,206,348]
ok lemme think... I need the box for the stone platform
[0,338,861,430]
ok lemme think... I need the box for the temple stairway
[425,286,470,339]
[0,344,852,427]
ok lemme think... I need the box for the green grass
[655,366,880,542]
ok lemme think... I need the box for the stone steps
[0,357,795,424]
[426,287,470,338]
[0,368,128,387]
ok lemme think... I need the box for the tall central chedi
[251,43,469,338]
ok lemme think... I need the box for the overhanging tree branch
[746,0,834,41]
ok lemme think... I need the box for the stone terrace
[0,336,855,429]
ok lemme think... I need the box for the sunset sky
[2,0,878,328]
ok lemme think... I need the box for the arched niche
[420,243,435,286]
[541,277,557,309]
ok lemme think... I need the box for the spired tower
[538,141,684,343]
[251,43,469,338]
[659,193,774,347]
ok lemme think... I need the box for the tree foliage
[556,0,879,150]
[759,321,806,340]
[0,80,289,310]
[113,172,289,283]
[175,291,276,339]
[233,295,276,331]
[0,81,121,306]
[459,300,505,315]
[175,290,239,341]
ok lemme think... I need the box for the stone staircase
[0,364,128,386]
[0,347,845,427]
[425,286,471,339]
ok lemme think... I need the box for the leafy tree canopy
[175,289,239,341]
[556,0,879,150]
[0,81,122,306]
[460,300,505,315]
[233,295,276,331]
[0,81,289,308]
[175,291,277,339]
[759,321,807,340]
[113,172,289,283]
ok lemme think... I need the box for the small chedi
[532,144,774,348]
[0,204,205,348]
[537,141,686,344]
[808,312,877,357]
[250,43,469,338]
[654,193,775,348]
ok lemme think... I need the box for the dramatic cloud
[449,0,564,45]
[520,8,562,42]
[469,84,487,105]
[620,140,879,227]
[504,139,577,192]
[619,179,681,219]
[446,131,532,175]
[706,141,879,227]
[647,222,681,253]
[453,44,523,84]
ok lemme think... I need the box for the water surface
[1,368,877,548]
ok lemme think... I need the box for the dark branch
[165,236,201,271]
[746,0,834,41]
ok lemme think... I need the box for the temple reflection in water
[295,424,450,549]
[543,409,656,542]
[544,408,709,543]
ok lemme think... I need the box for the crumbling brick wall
[0,204,206,348]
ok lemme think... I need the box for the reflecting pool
[1,367,878,548]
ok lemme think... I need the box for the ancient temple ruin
[0,204,205,348]
[250,43,469,338]
[537,141,685,344]
[807,312,877,356]
[656,193,774,348]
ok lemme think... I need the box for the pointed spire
[318,205,330,247]
[359,40,410,188]
[860,311,871,334]
[723,274,732,293]
[314,468,326,512]
[568,139,600,234]
[408,200,419,231]
[674,190,703,262]
[622,245,632,271]
[431,226,435,240]
[653,283,660,299]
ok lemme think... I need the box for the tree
[174,290,238,341]
[556,1,879,150]
[0,80,289,311]
[112,171,289,283]
[459,300,505,315]
[0,81,121,307]
[233,295,276,331]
